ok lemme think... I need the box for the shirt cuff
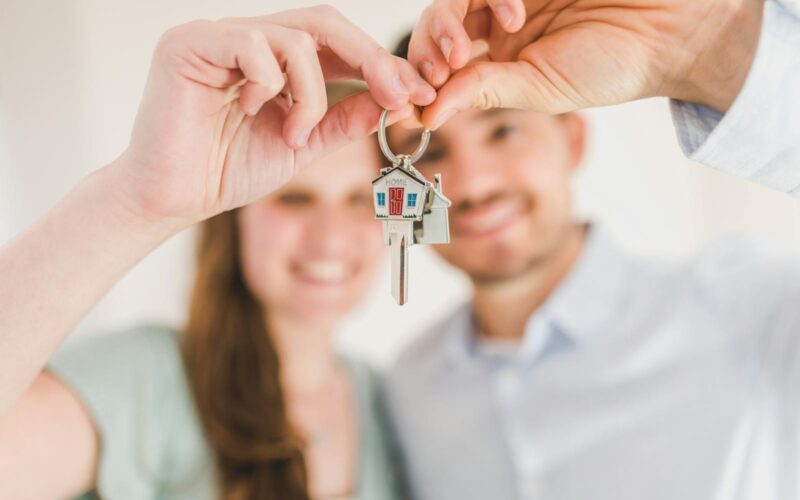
[670,0,800,196]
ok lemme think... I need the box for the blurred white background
[1,0,799,365]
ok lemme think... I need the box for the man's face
[388,109,585,283]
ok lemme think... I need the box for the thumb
[420,60,578,130]
[303,91,413,160]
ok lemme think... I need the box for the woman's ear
[562,112,587,171]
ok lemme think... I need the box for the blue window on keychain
[407,193,418,208]
[377,192,386,207]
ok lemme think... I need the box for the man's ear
[562,112,587,171]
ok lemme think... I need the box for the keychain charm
[372,109,451,305]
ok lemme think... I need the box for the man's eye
[490,125,516,141]
[416,149,445,165]
[276,192,313,205]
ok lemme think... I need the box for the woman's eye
[490,124,517,141]
[276,192,313,206]
[349,192,374,209]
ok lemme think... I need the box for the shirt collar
[443,225,635,368]
[541,225,635,344]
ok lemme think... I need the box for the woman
[0,7,435,500]
[2,82,397,500]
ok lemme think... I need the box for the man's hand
[117,5,435,226]
[409,0,763,129]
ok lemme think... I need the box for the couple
[2,1,800,499]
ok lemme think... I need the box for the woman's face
[238,137,384,323]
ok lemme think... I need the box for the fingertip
[425,107,457,130]
[238,96,256,116]
[399,63,437,107]
[408,30,452,88]
[430,17,472,70]
[386,103,415,124]
[415,77,437,105]
[397,107,424,129]
[364,61,415,111]
[419,61,435,83]
[283,123,313,149]
[490,0,527,33]
[446,37,472,70]
[239,82,268,116]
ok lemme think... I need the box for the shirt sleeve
[47,326,189,500]
[670,0,800,196]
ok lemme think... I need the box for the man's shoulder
[651,236,800,325]
[686,236,799,293]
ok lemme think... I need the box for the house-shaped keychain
[372,161,451,304]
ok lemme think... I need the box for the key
[373,110,451,305]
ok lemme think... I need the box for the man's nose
[446,142,505,204]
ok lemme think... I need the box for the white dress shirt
[383,229,800,500]
[671,0,800,195]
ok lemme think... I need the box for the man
[382,34,800,500]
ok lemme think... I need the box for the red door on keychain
[389,187,404,216]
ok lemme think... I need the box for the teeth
[458,199,524,235]
[297,260,348,283]
[470,207,513,232]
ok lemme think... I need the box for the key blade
[389,232,408,305]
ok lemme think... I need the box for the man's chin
[446,254,542,285]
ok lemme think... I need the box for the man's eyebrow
[476,108,512,120]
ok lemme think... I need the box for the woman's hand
[116,5,435,226]
[0,5,436,417]
[408,0,763,129]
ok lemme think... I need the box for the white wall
[2,0,799,365]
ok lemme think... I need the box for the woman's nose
[303,208,353,255]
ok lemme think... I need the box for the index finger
[408,0,526,84]
[262,5,436,110]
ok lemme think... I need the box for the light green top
[48,325,405,500]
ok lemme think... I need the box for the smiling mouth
[292,260,354,286]
[451,195,531,239]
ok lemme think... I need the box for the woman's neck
[266,312,341,394]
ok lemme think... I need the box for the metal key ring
[378,109,431,165]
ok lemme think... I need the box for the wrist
[86,157,191,243]
[673,0,764,113]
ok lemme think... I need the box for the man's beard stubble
[467,220,582,286]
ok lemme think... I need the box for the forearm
[0,158,184,416]
[671,0,800,195]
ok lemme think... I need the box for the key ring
[378,109,431,165]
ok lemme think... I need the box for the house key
[372,109,451,305]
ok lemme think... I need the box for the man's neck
[472,225,586,341]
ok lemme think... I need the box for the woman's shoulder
[54,324,181,362]
[49,325,216,500]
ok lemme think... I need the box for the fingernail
[495,4,513,28]
[420,61,434,82]
[392,75,408,96]
[433,109,457,130]
[294,129,311,148]
[439,37,453,63]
